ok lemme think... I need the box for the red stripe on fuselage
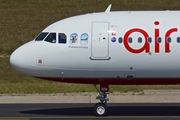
[36,77,180,85]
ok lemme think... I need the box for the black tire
[94,103,107,116]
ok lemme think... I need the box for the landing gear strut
[93,84,109,116]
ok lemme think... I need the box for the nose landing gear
[93,84,109,116]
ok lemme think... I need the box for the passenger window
[128,37,132,43]
[59,33,67,44]
[118,37,123,43]
[167,37,171,43]
[148,37,152,43]
[70,33,78,44]
[44,33,56,43]
[80,33,88,45]
[177,37,180,43]
[157,37,161,43]
[35,32,49,41]
[138,37,142,43]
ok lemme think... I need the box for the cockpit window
[44,33,56,43]
[35,32,49,41]
[59,33,67,44]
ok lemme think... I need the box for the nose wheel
[94,103,107,116]
[93,84,109,116]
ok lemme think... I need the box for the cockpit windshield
[44,33,56,43]
[35,32,49,41]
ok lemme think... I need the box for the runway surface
[1,103,180,120]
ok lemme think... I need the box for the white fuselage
[10,11,180,85]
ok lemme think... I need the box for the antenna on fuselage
[105,4,112,13]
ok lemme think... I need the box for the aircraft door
[91,22,109,59]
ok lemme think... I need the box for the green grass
[1,0,180,94]
[1,0,180,55]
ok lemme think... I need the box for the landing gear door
[91,22,109,59]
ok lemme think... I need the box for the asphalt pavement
[1,103,180,120]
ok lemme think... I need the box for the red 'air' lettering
[155,28,160,53]
[123,21,178,54]
[154,21,160,53]
[165,28,178,53]
[124,28,149,54]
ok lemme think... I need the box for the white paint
[10,8,180,80]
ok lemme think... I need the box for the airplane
[10,4,180,116]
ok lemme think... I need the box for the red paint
[100,84,109,92]
[165,28,178,53]
[155,28,160,53]
[112,32,116,36]
[37,77,180,85]
[155,21,160,53]
[124,28,149,54]
[154,21,160,25]
[123,21,178,54]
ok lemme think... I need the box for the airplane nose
[10,45,27,75]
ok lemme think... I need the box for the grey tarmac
[1,103,180,120]
[1,90,180,120]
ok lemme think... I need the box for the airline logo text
[123,21,178,54]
